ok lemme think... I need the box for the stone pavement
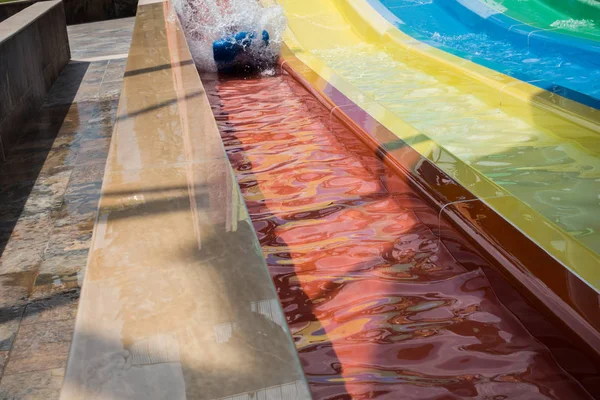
[0,17,134,399]
[67,17,135,61]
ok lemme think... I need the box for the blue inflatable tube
[213,30,270,68]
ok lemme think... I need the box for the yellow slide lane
[271,0,600,290]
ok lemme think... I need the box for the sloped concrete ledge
[0,0,32,23]
[0,0,70,160]
[60,1,310,399]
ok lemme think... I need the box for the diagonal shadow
[0,61,90,258]
[201,72,350,398]
[115,91,204,122]
[123,59,195,78]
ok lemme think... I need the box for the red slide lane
[203,71,594,399]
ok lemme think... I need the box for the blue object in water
[213,30,270,66]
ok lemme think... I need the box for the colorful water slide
[369,0,600,108]
[273,0,600,287]
[258,0,600,392]
[205,70,598,399]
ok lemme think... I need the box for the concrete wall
[0,0,70,159]
[1,0,137,26]
[61,2,311,398]
[59,0,137,25]
[0,0,32,23]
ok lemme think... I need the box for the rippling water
[379,0,600,102]
[203,72,594,398]
[311,44,600,255]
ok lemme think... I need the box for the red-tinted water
[203,72,594,399]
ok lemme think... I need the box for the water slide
[241,2,600,393]
[180,0,600,397]
[204,70,598,399]
[270,0,600,290]
[368,0,600,108]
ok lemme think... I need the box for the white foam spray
[171,0,287,71]
[550,18,595,32]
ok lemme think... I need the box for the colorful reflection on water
[311,44,600,256]
[204,72,596,399]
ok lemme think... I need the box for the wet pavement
[205,72,598,399]
[0,17,133,398]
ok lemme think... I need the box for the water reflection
[205,72,596,399]
[312,45,600,255]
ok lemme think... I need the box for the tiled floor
[67,17,135,61]
[0,18,133,398]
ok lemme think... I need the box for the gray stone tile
[0,272,31,351]
[16,121,69,148]
[72,88,101,104]
[34,192,97,299]
[30,273,81,302]
[99,80,123,100]
[0,181,40,220]
[69,163,106,187]
[0,148,76,185]
[0,214,55,275]
[53,196,100,227]
[67,17,134,60]
[22,290,79,325]
[19,121,65,143]
[47,62,109,105]
[77,99,119,126]
[0,368,64,400]
[30,105,73,125]
[3,320,75,375]
[0,168,72,275]
[0,351,7,376]
[38,100,112,139]
[103,59,127,83]
[38,219,93,279]
[0,308,23,352]
[63,164,105,212]
[0,170,72,221]
[51,199,98,230]
[42,62,92,107]
[0,272,37,309]
[10,135,81,156]
[84,61,109,81]
[75,137,111,165]
[80,120,116,140]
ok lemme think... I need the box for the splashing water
[576,0,600,9]
[550,18,596,31]
[172,0,287,71]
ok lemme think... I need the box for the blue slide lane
[369,0,600,109]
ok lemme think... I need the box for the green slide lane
[493,0,600,42]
